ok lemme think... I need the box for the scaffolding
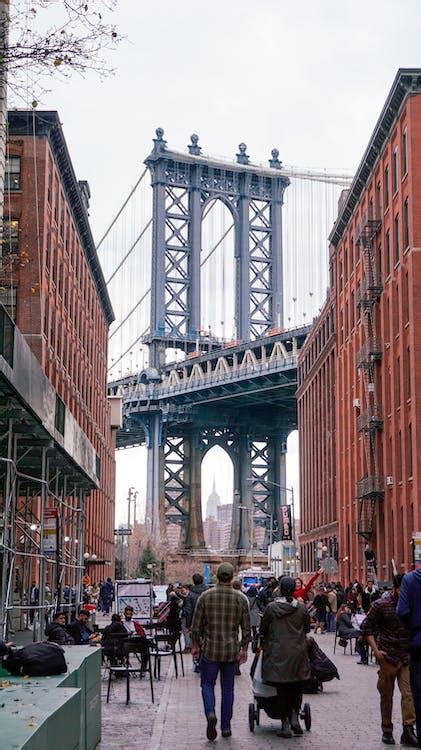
[0,307,97,641]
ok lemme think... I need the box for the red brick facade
[298,70,421,583]
[2,111,116,578]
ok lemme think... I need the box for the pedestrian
[256,576,278,612]
[293,567,324,601]
[361,575,418,747]
[100,577,114,615]
[183,573,208,652]
[313,584,329,633]
[336,603,368,663]
[362,580,380,613]
[191,562,251,741]
[325,584,338,632]
[397,565,421,744]
[259,576,311,738]
[246,585,261,641]
[28,581,39,625]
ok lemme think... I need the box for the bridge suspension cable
[96,167,148,251]
[108,326,150,373]
[109,288,151,340]
[106,217,153,285]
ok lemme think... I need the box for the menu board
[115,579,153,623]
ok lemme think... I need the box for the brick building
[2,110,116,577]
[297,296,337,574]
[298,69,421,582]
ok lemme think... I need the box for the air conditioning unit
[368,383,375,392]
[386,476,393,486]
[353,399,360,408]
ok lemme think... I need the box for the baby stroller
[302,635,340,694]
[248,648,311,733]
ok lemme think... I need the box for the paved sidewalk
[99,632,412,749]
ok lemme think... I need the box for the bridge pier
[145,413,164,545]
[182,432,205,550]
[230,435,252,550]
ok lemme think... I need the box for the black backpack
[5,642,67,676]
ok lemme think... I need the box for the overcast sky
[22,0,421,525]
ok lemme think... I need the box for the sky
[18,0,421,524]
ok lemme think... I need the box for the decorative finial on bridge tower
[236,143,250,165]
[269,148,282,169]
[152,127,167,154]
[188,133,201,155]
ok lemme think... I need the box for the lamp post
[246,477,296,574]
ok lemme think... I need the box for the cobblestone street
[98,632,408,750]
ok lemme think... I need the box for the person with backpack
[183,574,208,653]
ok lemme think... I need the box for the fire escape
[355,205,384,539]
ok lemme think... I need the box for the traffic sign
[114,528,132,536]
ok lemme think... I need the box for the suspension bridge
[100,130,353,556]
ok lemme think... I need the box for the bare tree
[3,0,121,100]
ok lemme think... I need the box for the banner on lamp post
[43,508,59,556]
[280,505,292,541]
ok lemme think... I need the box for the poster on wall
[413,533,421,568]
[43,508,58,556]
[115,579,153,623]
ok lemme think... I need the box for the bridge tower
[142,130,291,550]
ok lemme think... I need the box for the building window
[0,287,17,320]
[408,424,413,477]
[377,243,382,277]
[397,430,402,481]
[395,284,399,337]
[402,129,408,176]
[45,229,51,272]
[385,230,390,275]
[396,356,400,406]
[43,296,48,336]
[5,156,21,191]
[350,290,355,329]
[392,147,398,194]
[0,305,15,367]
[376,181,381,216]
[47,170,52,206]
[55,394,65,436]
[404,198,409,249]
[404,272,409,323]
[339,260,343,291]
[2,219,19,256]
[407,346,411,398]
[394,214,400,265]
[384,165,389,209]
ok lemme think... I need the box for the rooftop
[329,68,421,247]
[7,110,114,325]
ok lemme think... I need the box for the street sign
[114,528,132,536]
[322,556,338,575]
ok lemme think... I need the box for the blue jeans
[200,655,236,731]
[410,653,421,740]
[327,612,336,632]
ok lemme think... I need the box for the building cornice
[7,110,114,325]
[329,68,421,248]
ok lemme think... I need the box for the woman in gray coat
[259,576,311,738]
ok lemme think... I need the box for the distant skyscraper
[217,503,232,549]
[206,477,221,519]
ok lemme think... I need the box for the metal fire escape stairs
[356,205,384,539]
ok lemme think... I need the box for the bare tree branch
[3,0,122,100]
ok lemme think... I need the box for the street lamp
[246,477,296,574]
